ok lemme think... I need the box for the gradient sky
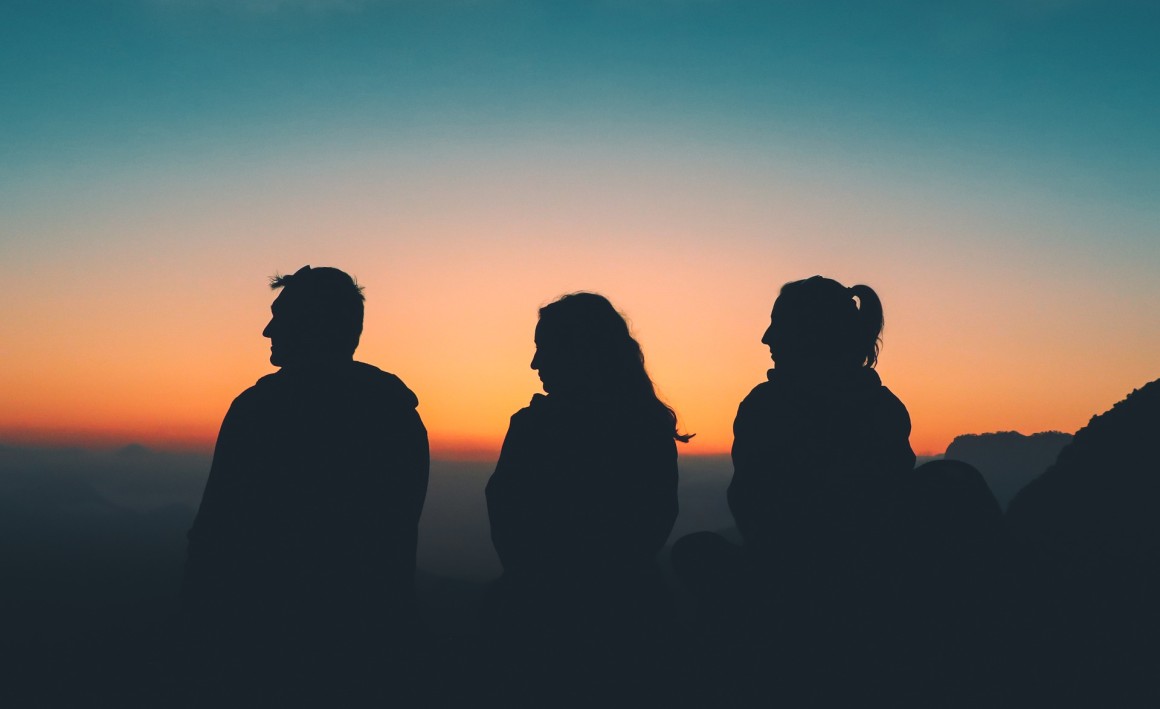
[2,0,1157,457]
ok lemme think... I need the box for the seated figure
[484,292,690,706]
[181,266,429,706]
[676,276,1008,706]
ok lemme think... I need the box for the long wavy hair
[537,292,691,442]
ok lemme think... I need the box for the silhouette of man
[182,266,429,704]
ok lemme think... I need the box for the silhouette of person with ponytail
[728,276,913,572]
[676,276,1007,707]
[484,292,689,706]
[182,266,429,707]
[731,278,916,699]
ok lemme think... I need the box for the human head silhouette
[531,292,641,397]
[532,292,690,441]
[762,275,884,374]
[262,265,365,368]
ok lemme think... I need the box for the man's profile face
[261,281,359,368]
[262,292,306,367]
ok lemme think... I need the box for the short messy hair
[270,265,366,355]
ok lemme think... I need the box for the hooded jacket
[183,361,429,642]
[486,393,678,582]
[728,366,915,566]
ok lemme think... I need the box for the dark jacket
[183,361,429,644]
[486,393,678,582]
[728,366,915,568]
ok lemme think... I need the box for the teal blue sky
[3,0,1157,203]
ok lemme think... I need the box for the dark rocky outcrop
[1008,380,1160,560]
[1007,378,1160,708]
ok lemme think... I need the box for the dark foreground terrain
[2,379,1157,706]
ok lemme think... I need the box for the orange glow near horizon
[1,255,1150,461]
[2,141,1156,463]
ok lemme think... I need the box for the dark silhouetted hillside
[1008,380,1160,556]
[1006,378,1160,708]
[945,431,1072,509]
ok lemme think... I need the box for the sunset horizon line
[0,426,1039,462]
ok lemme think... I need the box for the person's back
[728,277,913,577]
[181,266,429,705]
[729,364,914,574]
[675,276,1011,707]
[482,293,687,707]
[487,392,677,583]
[185,362,427,635]
[673,277,916,706]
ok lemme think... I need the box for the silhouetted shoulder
[212,375,279,427]
[239,370,281,398]
[348,361,421,409]
[236,362,419,410]
[738,378,774,406]
[510,393,548,419]
[737,368,909,429]
[224,371,290,415]
[874,383,912,437]
[498,395,547,445]
[733,377,780,428]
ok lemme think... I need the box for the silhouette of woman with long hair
[484,292,689,705]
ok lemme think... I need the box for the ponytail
[848,284,884,368]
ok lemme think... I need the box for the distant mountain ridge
[944,431,1073,509]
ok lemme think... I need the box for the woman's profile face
[761,302,789,364]
[531,320,563,394]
